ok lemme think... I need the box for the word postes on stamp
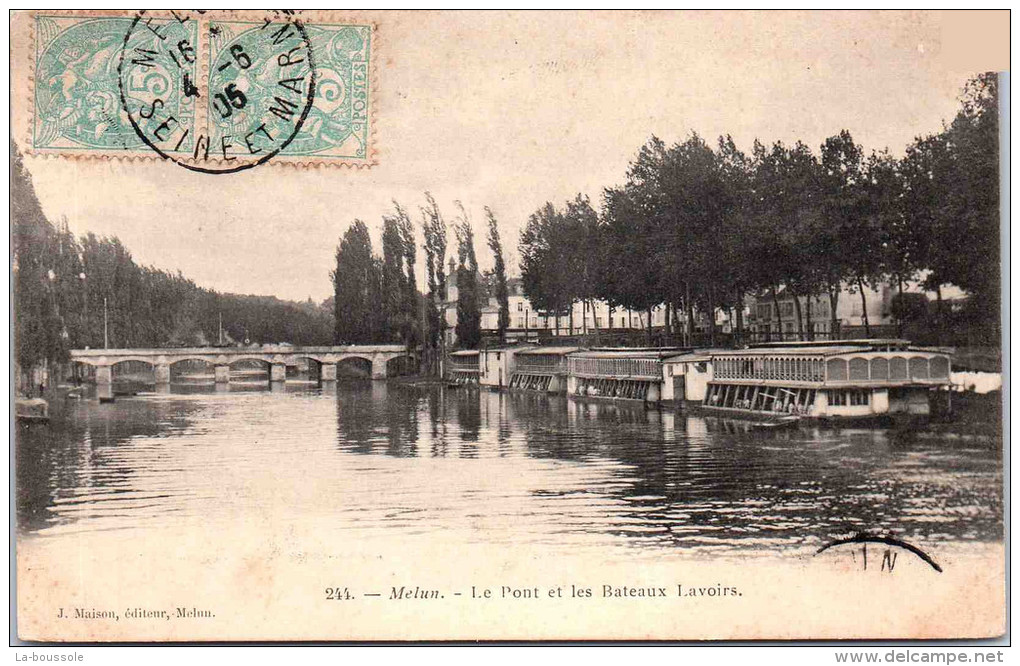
[29,10,375,171]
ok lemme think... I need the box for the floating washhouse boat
[510,347,578,393]
[701,339,952,418]
[567,348,689,403]
[661,350,720,404]
[479,347,521,388]
[447,350,480,385]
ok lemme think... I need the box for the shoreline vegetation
[14,75,1000,398]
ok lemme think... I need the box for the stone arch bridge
[70,345,413,384]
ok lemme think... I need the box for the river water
[16,381,1002,559]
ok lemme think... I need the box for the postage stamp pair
[29,10,374,171]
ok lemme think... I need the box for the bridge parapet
[70,345,413,383]
[70,344,408,359]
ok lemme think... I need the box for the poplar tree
[332,220,376,343]
[453,202,481,349]
[485,207,510,343]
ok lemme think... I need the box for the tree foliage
[420,192,448,371]
[518,74,1000,345]
[485,207,510,343]
[332,220,377,344]
[453,202,482,349]
[12,141,334,382]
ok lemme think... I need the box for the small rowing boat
[16,398,49,424]
[749,416,800,431]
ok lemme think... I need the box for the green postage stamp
[28,10,375,171]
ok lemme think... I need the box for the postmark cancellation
[21,10,376,170]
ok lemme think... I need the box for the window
[517,302,523,311]
[620,317,626,328]
[849,390,870,406]
[595,317,602,328]
[827,389,869,406]
[517,317,524,328]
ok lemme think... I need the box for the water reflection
[17,382,1002,556]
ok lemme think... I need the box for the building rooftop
[663,350,724,363]
[747,339,911,349]
[571,348,688,360]
[713,340,951,357]
[515,346,580,356]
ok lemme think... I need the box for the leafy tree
[756,140,826,340]
[485,206,510,343]
[942,73,1000,333]
[600,186,666,343]
[562,194,604,340]
[820,130,883,337]
[891,292,929,324]
[865,149,910,335]
[520,202,570,333]
[15,137,334,389]
[366,255,386,342]
[381,213,406,343]
[332,220,376,343]
[12,141,66,374]
[601,138,671,343]
[715,135,755,343]
[453,202,481,349]
[420,192,447,372]
[393,201,420,349]
[602,134,754,345]
[520,198,604,337]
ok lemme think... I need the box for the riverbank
[921,389,1004,441]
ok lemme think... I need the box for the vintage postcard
[11,10,1007,642]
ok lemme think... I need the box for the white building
[746,278,966,341]
[444,264,671,347]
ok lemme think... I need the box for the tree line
[12,142,334,378]
[520,73,1000,346]
[331,195,512,373]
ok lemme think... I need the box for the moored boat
[567,348,688,403]
[510,347,578,393]
[749,415,800,430]
[701,339,952,419]
[16,398,49,424]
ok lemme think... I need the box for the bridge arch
[105,357,157,368]
[293,356,324,367]
[337,354,373,365]
[385,354,417,377]
[289,356,325,382]
[227,356,273,368]
[106,359,158,386]
[292,355,332,365]
[168,357,216,368]
[336,356,373,378]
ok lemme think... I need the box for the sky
[22,10,1007,303]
